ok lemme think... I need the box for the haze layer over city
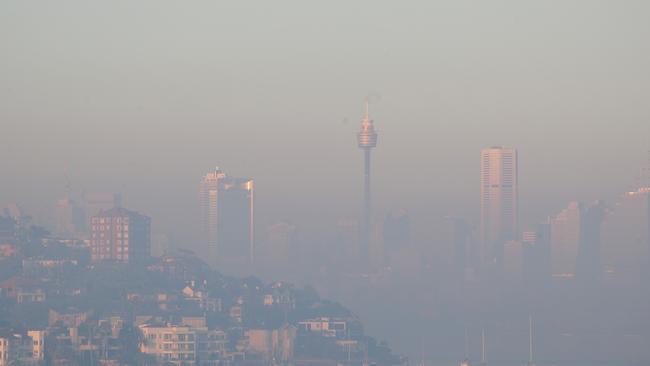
[1,1,649,366]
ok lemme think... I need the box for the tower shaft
[362,148,372,260]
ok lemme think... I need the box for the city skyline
[4,1,650,250]
[3,1,650,364]
[3,119,650,365]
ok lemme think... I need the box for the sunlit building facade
[139,324,226,366]
[90,207,151,263]
[480,146,518,267]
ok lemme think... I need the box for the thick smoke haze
[2,1,650,365]
[3,1,650,243]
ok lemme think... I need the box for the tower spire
[364,98,369,120]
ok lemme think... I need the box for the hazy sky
[2,1,650,249]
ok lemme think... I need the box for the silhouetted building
[480,146,518,267]
[55,197,85,237]
[0,330,45,365]
[575,201,606,284]
[264,222,297,266]
[336,219,360,261]
[434,217,477,287]
[523,222,552,288]
[550,201,605,282]
[383,209,410,251]
[601,188,650,285]
[503,240,523,282]
[550,202,581,277]
[1,203,23,225]
[0,216,15,243]
[199,168,254,265]
[90,207,151,263]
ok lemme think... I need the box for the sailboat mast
[481,329,486,363]
[464,327,469,359]
[529,316,534,363]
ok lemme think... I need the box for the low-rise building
[0,330,45,366]
[245,324,296,363]
[139,323,227,366]
[297,317,362,339]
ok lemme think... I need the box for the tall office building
[383,209,410,251]
[199,168,254,266]
[357,102,378,263]
[575,201,606,283]
[199,168,225,263]
[601,188,649,285]
[90,207,151,263]
[503,239,523,281]
[336,218,360,261]
[550,202,581,277]
[480,146,518,267]
[550,201,605,280]
[438,217,476,283]
[264,222,297,267]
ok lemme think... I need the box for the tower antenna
[365,98,369,120]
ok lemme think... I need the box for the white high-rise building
[199,168,226,264]
[480,146,518,266]
[199,168,254,266]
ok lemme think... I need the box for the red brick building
[90,207,150,263]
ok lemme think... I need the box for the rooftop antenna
[63,165,72,199]
[364,97,370,120]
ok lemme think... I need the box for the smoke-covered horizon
[2,1,650,364]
